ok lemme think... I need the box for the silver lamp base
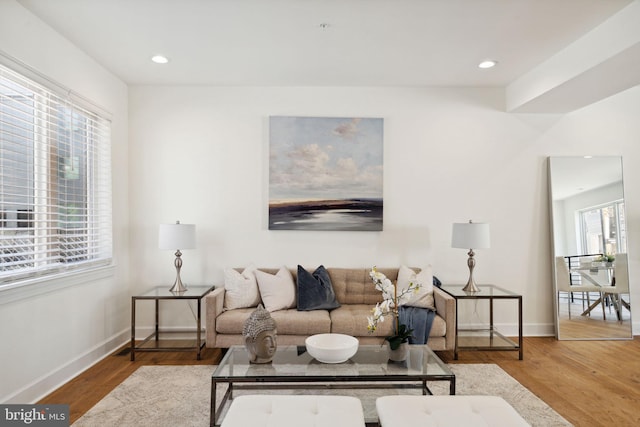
[169,276,187,293]
[169,250,187,293]
[462,277,480,293]
[462,249,481,293]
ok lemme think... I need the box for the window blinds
[0,64,112,285]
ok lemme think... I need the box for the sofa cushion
[223,265,260,310]
[297,265,341,311]
[255,267,297,312]
[217,306,445,339]
[216,307,260,334]
[271,309,331,335]
[330,304,446,339]
[397,265,434,310]
[330,304,394,337]
[329,268,398,305]
[216,307,331,336]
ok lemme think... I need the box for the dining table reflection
[570,264,613,286]
[569,260,626,321]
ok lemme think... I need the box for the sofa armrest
[205,287,225,347]
[433,286,456,351]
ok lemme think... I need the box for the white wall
[2,0,640,406]
[0,1,130,403]
[129,84,640,338]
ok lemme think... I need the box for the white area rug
[73,364,572,426]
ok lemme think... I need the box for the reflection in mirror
[548,157,632,340]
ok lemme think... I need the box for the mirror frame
[548,156,632,340]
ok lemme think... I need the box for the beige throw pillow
[397,265,435,310]
[223,265,260,310]
[255,267,297,312]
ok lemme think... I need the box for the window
[0,63,112,287]
[579,201,626,255]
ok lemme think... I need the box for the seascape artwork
[269,116,383,231]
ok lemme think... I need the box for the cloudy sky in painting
[269,116,383,201]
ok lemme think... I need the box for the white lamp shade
[452,222,490,249]
[159,223,196,250]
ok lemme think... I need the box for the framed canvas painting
[269,116,383,231]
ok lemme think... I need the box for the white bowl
[305,333,359,363]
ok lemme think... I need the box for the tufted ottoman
[376,395,529,426]
[220,395,365,427]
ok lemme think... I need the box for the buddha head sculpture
[242,304,278,363]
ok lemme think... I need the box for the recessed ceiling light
[584,155,593,159]
[478,60,497,69]
[151,55,169,64]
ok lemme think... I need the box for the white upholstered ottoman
[376,395,529,427]
[221,395,365,427]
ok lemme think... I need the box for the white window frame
[0,60,113,295]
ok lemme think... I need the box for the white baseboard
[4,325,210,404]
[4,329,129,404]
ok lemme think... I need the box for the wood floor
[558,296,632,339]
[39,337,640,426]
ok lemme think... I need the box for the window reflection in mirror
[580,201,625,255]
[548,156,632,340]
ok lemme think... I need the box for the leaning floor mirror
[548,156,632,340]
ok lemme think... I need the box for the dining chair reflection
[597,253,630,321]
[556,257,603,319]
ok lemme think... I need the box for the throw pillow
[397,265,435,310]
[433,275,442,288]
[255,267,297,312]
[296,265,341,311]
[223,265,260,310]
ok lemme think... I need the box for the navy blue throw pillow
[297,265,341,311]
[433,275,442,288]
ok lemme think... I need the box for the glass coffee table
[210,344,455,426]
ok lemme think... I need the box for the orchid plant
[367,267,422,350]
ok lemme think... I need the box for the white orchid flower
[367,316,376,332]
[368,266,415,336]
[372,303,383,317]
[380,299,393,312]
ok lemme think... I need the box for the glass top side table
[441,284,523,360]
[130,285,214,361]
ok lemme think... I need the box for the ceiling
[15,0,635,87]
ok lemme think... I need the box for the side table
[441,285,523,360]
[130,285,215,361]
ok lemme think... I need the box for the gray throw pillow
[297,265,341,311]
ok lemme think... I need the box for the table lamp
[452,220,490,293]
[159,221,196,293]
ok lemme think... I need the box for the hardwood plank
[38,337,640,426]
[439,337,640,427]
[38,342,223,423]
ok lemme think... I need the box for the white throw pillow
[255,267,297,312]
[223,265,260,310]
[397,265,435,309]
